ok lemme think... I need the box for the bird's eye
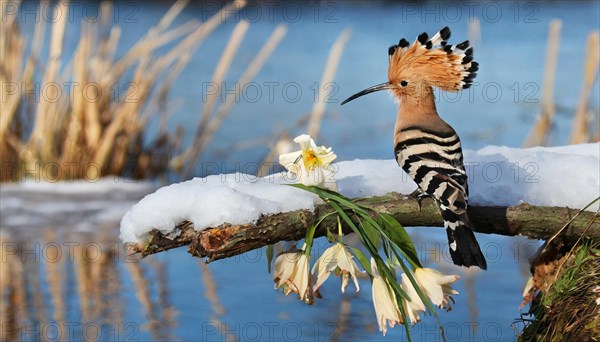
[400,80,408,87]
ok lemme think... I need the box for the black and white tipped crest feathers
[387,27,479,91]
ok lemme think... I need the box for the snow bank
[2,177,153,194]
[120,143,600,243]
[2,178,154,233]
[466,144,599,208]
[119,175,315,242]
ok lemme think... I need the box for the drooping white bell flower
[370,258,402,336]
[273,250,311,301]
[414,267,460,310]
[400,273,426,324]
[311,242,361,293]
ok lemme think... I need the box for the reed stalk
[44,230,65,324]
[307,29,352,138]
[125,261,161,337]
[181,24,288,177]
[523,19,561,147]
[468,18,481,46]
[0,0,266,182]
[569,31,600,144]
[170,20,250,172]
[256,29,351,177]
[197,21,250,145]
[199,261,236,342]
[73,244,92,323]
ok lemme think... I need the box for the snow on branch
[124,192,599,261]
[121,143,600,260]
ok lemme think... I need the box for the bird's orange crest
[387,27,478,94]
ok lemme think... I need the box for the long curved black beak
[341,82,394,105]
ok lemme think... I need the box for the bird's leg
[410,187,430,211]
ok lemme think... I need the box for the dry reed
[255,29,352,177]
[523,22,600,147]
[44,230,65,324]
[0,231,183,340]
[307,28,352,138]
[468,18,481,46]
[177,24,288,178]
[523,19,561,148]
[0,0,266,182]
[199,261,237,342]
[570,31,600,144]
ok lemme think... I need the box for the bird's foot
[410,188,430,211]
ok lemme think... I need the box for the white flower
[522,277,535,298]
[273,250,311,301]
[414,267,460,310]
[311,242,361,293]
[370,258,402,336]
[278,134,337,190]
[400,273,426,324]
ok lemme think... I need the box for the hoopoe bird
[341,27,487,269]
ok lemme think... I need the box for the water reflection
[0,230,176,341]
[199,262,236,342]
[1,224,540,341]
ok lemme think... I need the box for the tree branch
[124,192,599,261]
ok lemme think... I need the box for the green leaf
[373,256,408,300]
[397,292,411,342]
[327,200,408,301]
[325,226,334,242]
[289,184,363,211]
[304,223,318,257]
[329,202,388,273]
[330,202,374,254]
[303,211,336,256]
[350,247,372,275]
[378,213,422,269]
[266,244,274,274]
[336,211,382,272]
[329,202,360,237]
[381,239,396,265]
[358,216,380,251]
[357,209,383,235]
[287,181,449,341]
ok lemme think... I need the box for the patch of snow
[465,144,599,208]
[120,143,600,243]
[334,159,417,198]
[1,178,155,234]
[119,174,315,243]
[1,177,152,194]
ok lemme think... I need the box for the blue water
[21,0,598,166]
[4,1,599,341]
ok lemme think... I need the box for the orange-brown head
[342,27,478,105]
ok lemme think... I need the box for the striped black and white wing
[394,126,468,213]
[394,126,487,269]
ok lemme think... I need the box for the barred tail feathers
[442,208,487,269]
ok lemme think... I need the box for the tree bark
[124,192,599,262]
